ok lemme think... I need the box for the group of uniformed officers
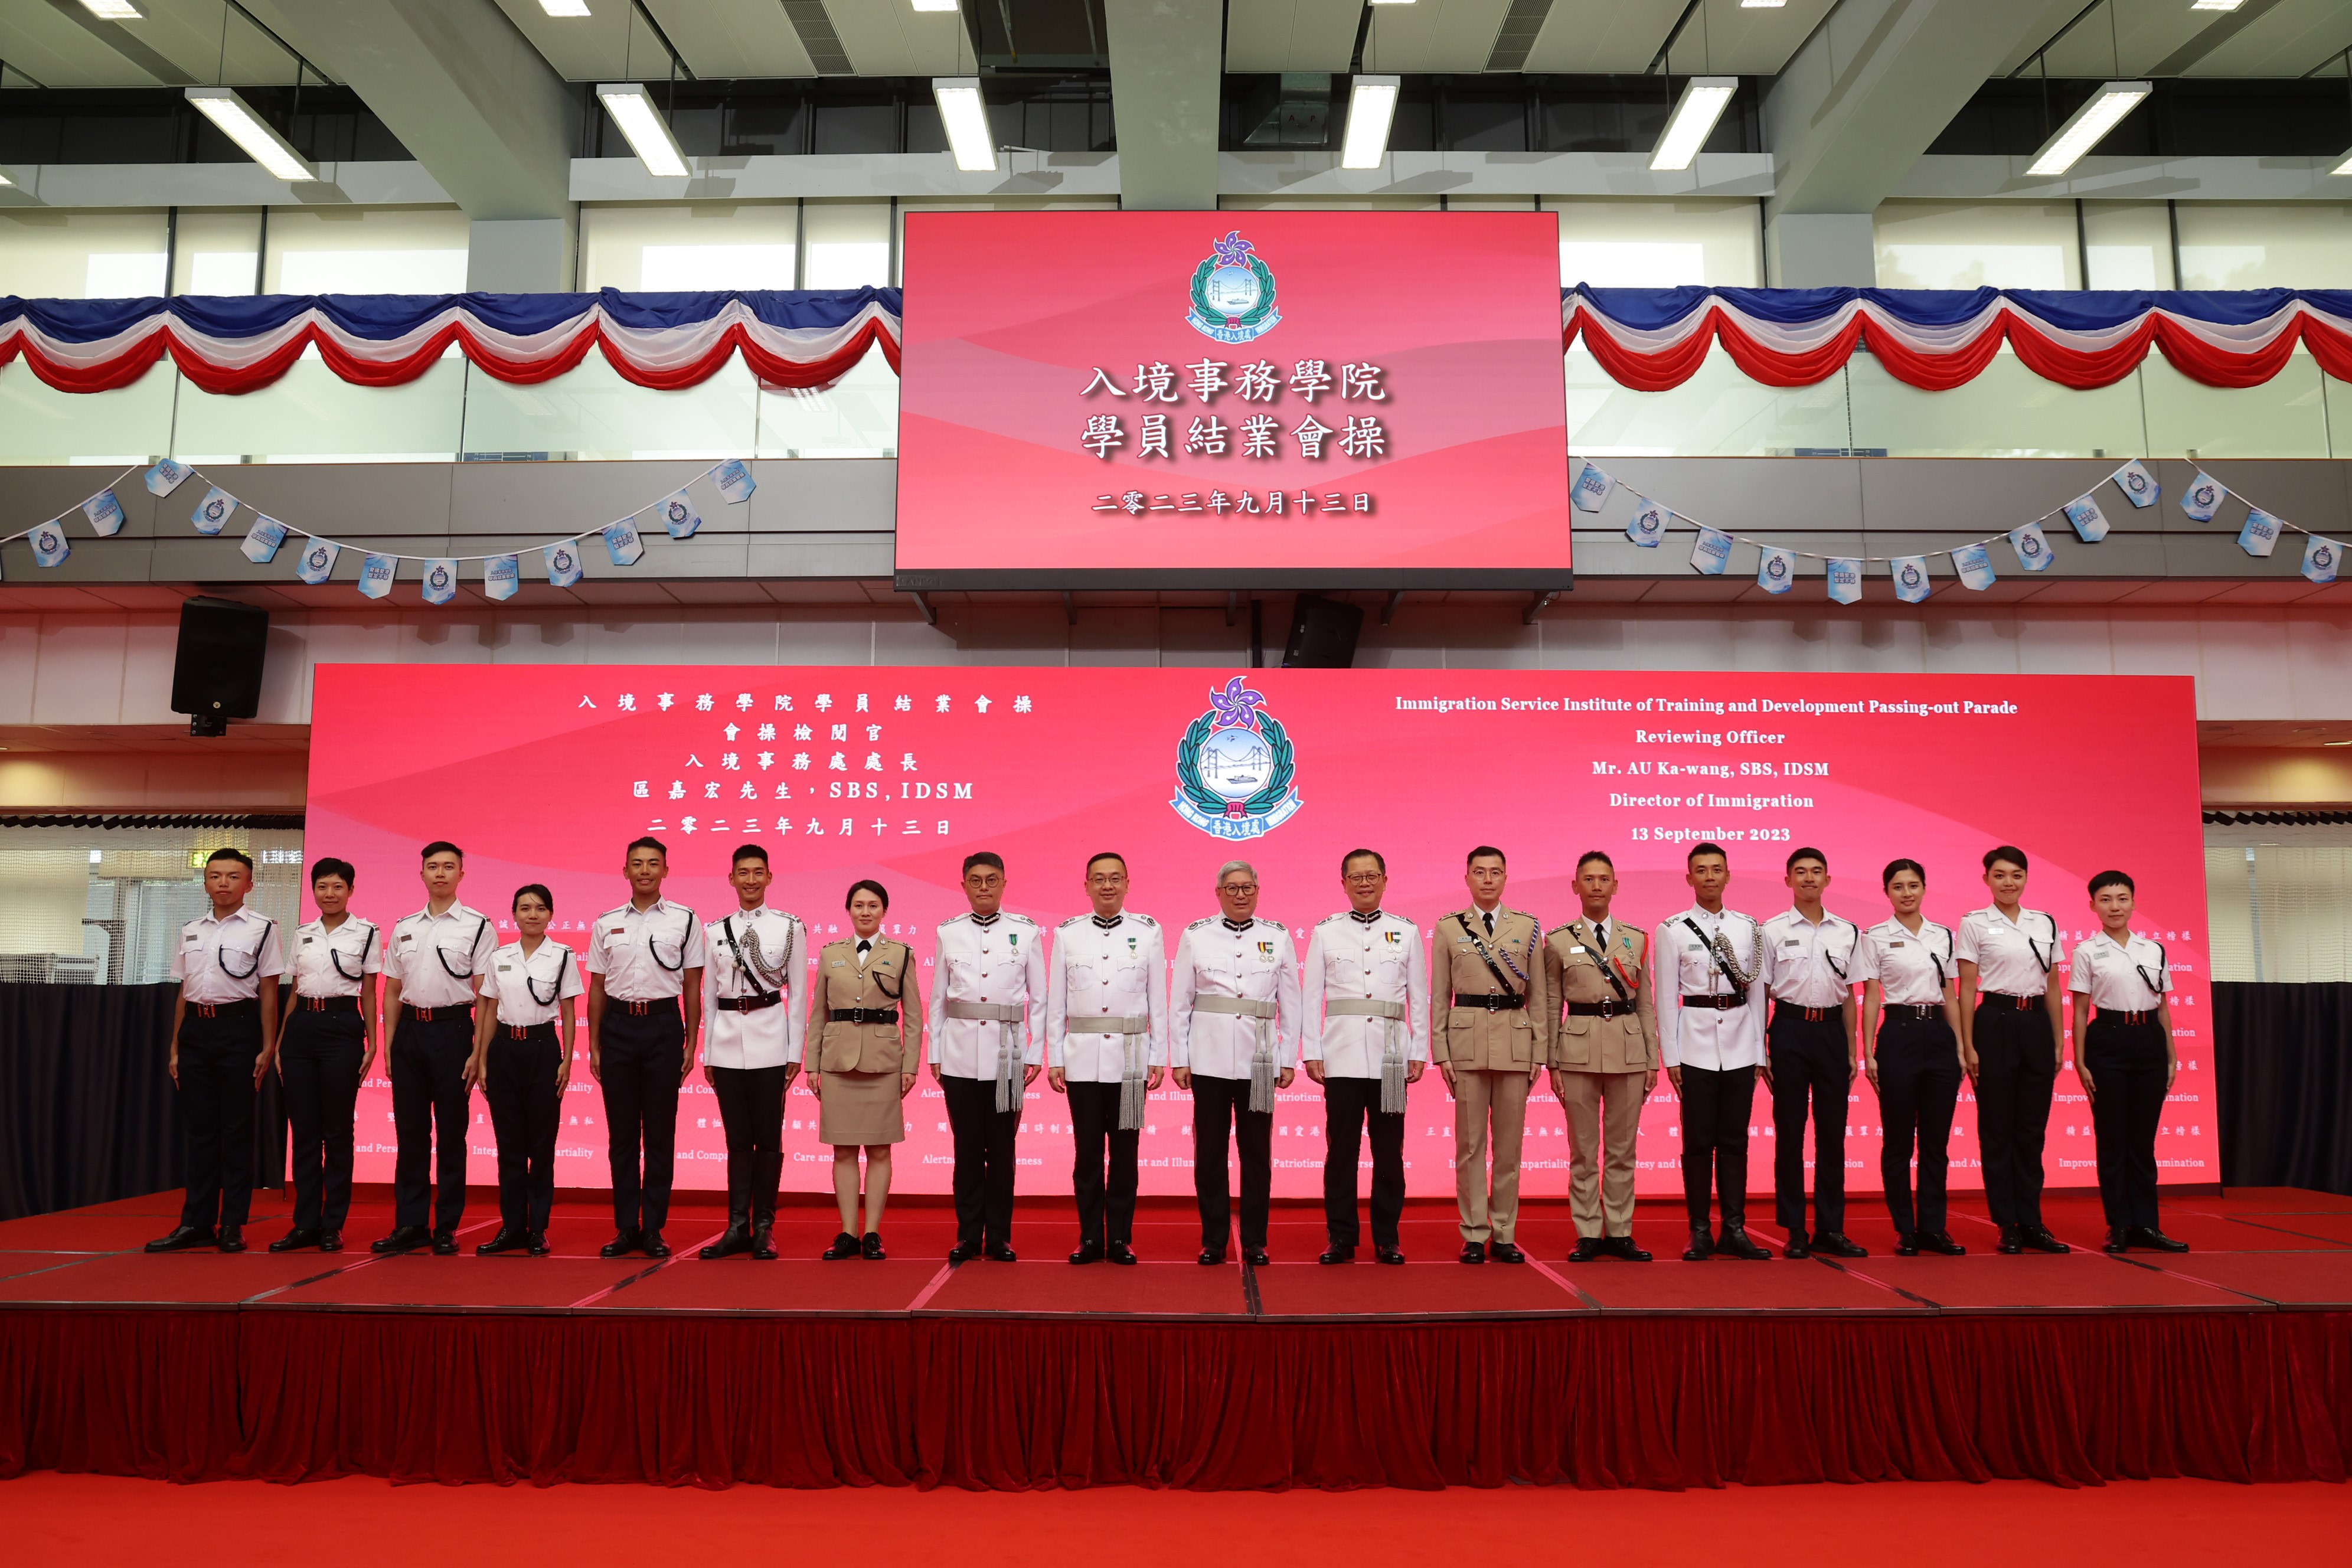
[148,834,2185,1266]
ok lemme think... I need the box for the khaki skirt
[817,1067,905,1146]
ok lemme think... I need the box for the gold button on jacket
[1430,908,1549,1071]
[808,937,925,1074]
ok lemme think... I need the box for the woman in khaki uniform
[806,879,924,1259]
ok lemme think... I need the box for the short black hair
[846,878,890,910]
[731,844,769,868]
[310,856,355,886]
[1576,850,1615,874]
[205,847,253,871]
[963,851,1005,877]
[513,883,554,912]
[2089,869,2135,897]
[1466,845,1506,868]
[1341,847,1386,876]
[626,835,668,860]
[1881,857,1926,889]
[1686,841,1727,867]
[420,840,463,863]
[1984,845,2028,874]
[1084,851,1126,876]
[1785,847,1827,874]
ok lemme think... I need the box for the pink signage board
[893,211,1573,588]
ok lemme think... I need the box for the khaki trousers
[1561,1068,1647,1238]
[1452,1067,1532,1243]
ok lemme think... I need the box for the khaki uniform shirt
[1543,916,1660,1074]
[1429,906,1549,1071]
[807,936,924,1074]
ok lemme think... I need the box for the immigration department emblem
[1172,677,1302,840]
[1187,231,1280,345]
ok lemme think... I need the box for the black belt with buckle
[1883,1003,1942,1022]
[2102,1008,2155,1025]
[1981,991,2043,1011]
[829,1007,897,1025]
[1776,1003,1837,1024]
[612,998,677,1017]
[505,1021,557,1040]
[297,994,360,1014]
[401,1002,470,1023]
[718,992,781,1014]
[1567,999,1627,1019]
[1680,994,1745,1011]
[190,998,260,1020]
[1452,991,1525,1011]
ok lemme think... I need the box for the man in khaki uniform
[1432,846,1549,1264]
[1543,849,1660,1262]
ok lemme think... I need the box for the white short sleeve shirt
[2068,930,2170,1012]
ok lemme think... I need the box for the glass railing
[2,339,2344,465]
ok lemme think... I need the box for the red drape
[4,1309,2346,1489]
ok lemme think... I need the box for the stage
[3,1188,2350,1489]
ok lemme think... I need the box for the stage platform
[4,1188,2350,1489]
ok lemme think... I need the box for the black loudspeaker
[1281,594,1363,669]
[171,596,269,736]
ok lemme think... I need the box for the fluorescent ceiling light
[932,77,997,173]
[910,0,960,11]
[1366,1,1417,6]
[540,0,592,16]
[1341,74,1400,169]
[2025,80,2151,177]
[1649,76,1736,172]
[80,1,142,18]
[2190,1,2244,11]
[2333,151,2352,177]
[1740,1,1786,8]
[0,168,12,188]
[597,83,690,178]
[184,87,315,182]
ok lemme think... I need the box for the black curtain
[2212,981,2352,1197]
[0,982,283,1222]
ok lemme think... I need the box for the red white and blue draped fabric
[1565,286,2352,392]
[0,288,901,395]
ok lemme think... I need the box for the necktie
[1482,910,1494,936]
[1594,920,1606,950]
[856,938,871,968]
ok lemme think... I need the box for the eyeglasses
[1219,883,1259,894]
[1344,871,1384,884]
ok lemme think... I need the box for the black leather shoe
[1608,1236,1654,1263]
[751,1227,778,1261]
[1568,1236,1606,1263]
[641,1230,671,1259]
[1488,1241,1527,1265]
[1459,1240,1487,1265]
[600,1231,640,1259]
[1375,1246,1406,1266]
[1106,1240,1137,1265]
[525,1231,551,1256]
[1067,1243,1103,1265]
[1996,1225,2024,1255]
[2103,1226,2131,1254]
[215,1226,246,1253]
[475,1228,526,1256]
[268,1228,321,1253]
[1783,1231,1811,1259]
[2132,1226,2190,1254]
[146,1224,215,1253]
[1318,1245,1355,1265]
[372,1226,429,1255]
[700,1226,753,1261]
[1716,1227,1770,1261]
[1682,1228,1714,1262]
[861,1232,886,1261]
[430,1231,458,1256]
[2020,1224,2070,1255]
[985,1242,1017,1263]
[823,1231,861,1260]
[1243,1247,1270,1267]
[319,1231,343,1253]
[1197,1247,1224,1266]
[949,1242,979,1265]
[1916,1230,1965,1256]
[1812,1231,1868,1259]
[1894,1231,1920,1257]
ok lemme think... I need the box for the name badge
[830,959,847,968]
[401,933,414,943]
[607,927,626,936]
[498,963,512,972]
[1889,940,1906,949]
[1783,939,1801,946]
[302,935,315,945]
[184,932,200,942]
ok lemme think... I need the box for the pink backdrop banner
[892,211,1573,583]
[306,664,2213,1201]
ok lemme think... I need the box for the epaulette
[941,910,971,925]
[597,904,632,922]
[1128,912,1158,927]
[1187,916,1216,930]
[1318,912,1350,925]
[1005,912,1037,926]
[1058,914,1090,929]
[1545,920,1582,939]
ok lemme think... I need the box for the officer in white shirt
[1956,845,2070,1255]
[469,883,583,1256]
[1045,851,1166,1265]
[1302,848,1427,1266]
[270,855,378,1254]
[146,847,283,1255]
[1856,858,1967,1256]
[1171,860,1301,1267]
[2069,870,2187,1255]
[927,851,1046,1264]
[1655,842,1770,1262]
[585,835,708,1260]
[374,840,495,1256]
[697,844,806,1262]
[1759,848,1867,1260]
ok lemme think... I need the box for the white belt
[1191,995,1280,1111]
[1325,997,1409,1112]
[1068,1015,1149,1129]
[948,999,1026,1110]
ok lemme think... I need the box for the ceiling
[5,0,2348,92]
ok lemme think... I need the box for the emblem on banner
[1186,231,1280,345]
[1171,677,1302,841]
